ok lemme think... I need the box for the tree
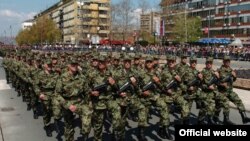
[115,0,134,41]
[138,0,149,14]
[172,14,202,43]
[16,17,62,46]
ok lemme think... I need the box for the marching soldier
[89,56,122,141]
[217,56,250,124]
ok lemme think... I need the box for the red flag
[204,27,209,34]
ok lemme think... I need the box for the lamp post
[206,7,211,47]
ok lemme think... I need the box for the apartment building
[34,0,111,44]
[140,12,161,34]
[161,0,250,43]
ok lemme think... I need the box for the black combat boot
[81,133,88,141]
[17,90,21,97]
[213,116,220,125]
[54,119,61,134]
[33,110,38,119]
[240,111,250,124]
[207,116,216,125]
[158,126,166,139]
[138,126,147,141]
[44,125,52,137]
[27,103,31,111]
[223,113,235,125]
[163,126,173,140]
[197,117,206,125]
[183,117,190,125]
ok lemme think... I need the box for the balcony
[99,6,110,11]
[215,10,250,17]
[99,14,109,18]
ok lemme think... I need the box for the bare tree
[114,0,134,41]
[138,0,149,14]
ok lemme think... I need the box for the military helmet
[145,56,153,62]
[181,54,188,58]
[51,53,58,59]
[190,56,197,61]
[134,53,142,59]
[45,59,52,65]
[98,55,106,62]
[206,57,213,62]
[69,57,78,64]
[167,55,176,61]
[223,55,230,61]
[123,55,131,62]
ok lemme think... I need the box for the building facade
[34,0,111,44]
[140,12,161,35]
[22,19,34,30]
[161,0,250,43]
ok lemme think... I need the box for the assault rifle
[142,81,157,92]
[93,82,108,93]
[220,74,233,84]
[206,75,219,87]
[164,79,178,91]
[186,75,201,87]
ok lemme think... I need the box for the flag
[160,19,165,37]
[204,27,209,34]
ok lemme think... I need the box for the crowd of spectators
[31,44,250,61]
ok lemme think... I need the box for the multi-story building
[34,0,111,44]
[22,19,34,30]
[161,0,250,43]
[140,12,161,34]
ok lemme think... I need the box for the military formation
[1,46,250,141]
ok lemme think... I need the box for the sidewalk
[232,88,250,112]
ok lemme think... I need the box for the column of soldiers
[2,48,250,141]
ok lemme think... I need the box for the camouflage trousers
[119,96,141,139]
[214,91,230,118]
[4,69,10,82]
[92,99,121,141]
[41,97,52,126]
[198,91,215,121]
[221,90,245,112]
[52,95,63,120]
[62,98,93,141]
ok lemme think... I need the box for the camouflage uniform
[55,60,92,141]
[158,56,189,125]
[200,57,218,124]
[33,60,59,137]
[182,56,203,118]
[217,56,250,124]
[89,56,121,141]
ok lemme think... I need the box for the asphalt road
[0,59,250,141]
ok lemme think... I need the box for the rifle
[186,74,201,87]
[116,81,132,96]
[206,75,219,87]
[164,79,178,91]
[220,74,233,84]
[142,81,157,92]
[93,83,108,93]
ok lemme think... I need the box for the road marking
[0,80,11,90]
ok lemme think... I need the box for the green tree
[16,17,62,46]
[172,14,202,43]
